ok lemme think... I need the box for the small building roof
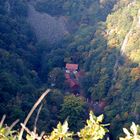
[65,73,70,79]
[67,79,79,88]
[66,63,78,70]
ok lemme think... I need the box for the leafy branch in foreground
[19,89,50,140]
[120,122,140,140]
[22,111,109,140]
[0,115,19,140]
[44,121,73,140]
[0,111,109,140]
[78,111,109,140]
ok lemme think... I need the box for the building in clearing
[65,63,80,94]
[66,64,78,72]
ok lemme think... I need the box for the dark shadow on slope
[27,3,69,43]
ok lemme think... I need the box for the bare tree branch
[18,89,50,140]
[0,115,6,127]
[33,104,43,133]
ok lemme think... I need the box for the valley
[0,0,140,139]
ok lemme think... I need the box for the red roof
[65,73,70,79]
[66,64,78,71]
[66,79,79,88]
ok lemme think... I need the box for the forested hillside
[0,0,140,139]
[0,0,39,122]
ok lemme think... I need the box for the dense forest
[0,0,140,139]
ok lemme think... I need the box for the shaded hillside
[0,0,41,123]
[27,3,69,43]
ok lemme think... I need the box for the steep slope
[27,3,68,43]
[107,0,140,64]
[104,0,140,138]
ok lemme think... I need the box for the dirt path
[120,1,139,55]
[120,17,136,55]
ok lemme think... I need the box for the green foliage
[78,111,109,140]
[0,116,18,140]
[104,1,140,138]
[120,122,140,140]
[0,1,117,134]
[107,0,140,64]
[10,0,28,17]
[60,95,87,131]
[0,126,18,140]
[0,0,41,126]
[0,128,17,140]
[0,111,109,140]
[46,121,73,140]
[35,0,65,16]
[48,68,65,89]
[35,0,115,23]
